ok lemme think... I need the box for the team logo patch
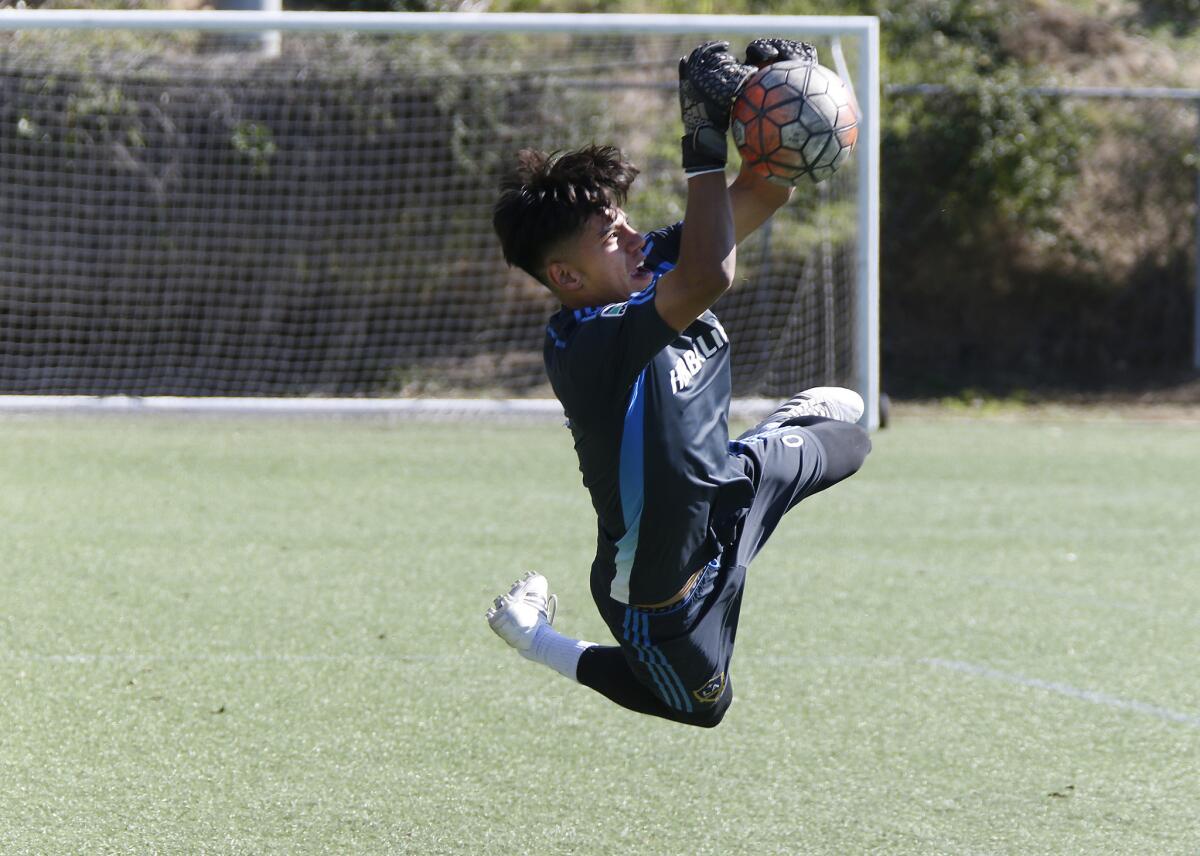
[692,672,727,704]
[601,302,628,317]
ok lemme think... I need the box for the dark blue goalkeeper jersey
[544,222,754,606]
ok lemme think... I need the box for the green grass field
[1,413,1198,854]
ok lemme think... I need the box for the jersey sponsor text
[669,320,729,394]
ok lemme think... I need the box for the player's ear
[546,261,584,293]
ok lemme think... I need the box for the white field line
[921,658,1200,729]
[760,654,1200,729]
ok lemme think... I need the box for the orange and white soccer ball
[732,61,859,185]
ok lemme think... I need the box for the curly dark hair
[492,145,640,287]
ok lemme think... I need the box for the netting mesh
[0,27,861,398]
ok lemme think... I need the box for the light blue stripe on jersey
[610,368,647,604]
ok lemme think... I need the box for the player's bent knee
[843,423,871,472]
[696,700,731,728]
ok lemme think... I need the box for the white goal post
[0,9,880,428]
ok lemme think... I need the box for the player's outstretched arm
[655,42,752,332]
[655,172,735,332]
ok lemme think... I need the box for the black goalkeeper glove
[678,40,755,176]
[745,37,819,69]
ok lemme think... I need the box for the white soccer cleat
[764,386,865,426]
[486,571,557,653]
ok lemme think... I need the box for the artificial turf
[0,413,1197,854]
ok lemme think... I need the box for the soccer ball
[731,61,859,186]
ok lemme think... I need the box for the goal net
[0,12,879,423]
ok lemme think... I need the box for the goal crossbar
[0,10,878,36]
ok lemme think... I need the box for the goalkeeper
[487,39,871,727]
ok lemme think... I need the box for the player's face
[553,209,653,305]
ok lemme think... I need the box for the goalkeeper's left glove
[678,40,755,176]
[745,37,819,69]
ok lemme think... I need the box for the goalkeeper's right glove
[745,37,819,69]
[677,41,755,176]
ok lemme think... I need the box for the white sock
[520,623,595,682]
